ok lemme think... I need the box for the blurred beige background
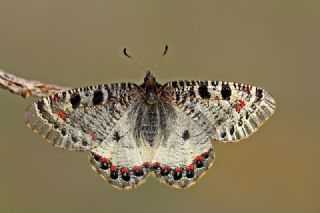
[0,0,319,212]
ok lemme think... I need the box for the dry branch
[0,68,69,98]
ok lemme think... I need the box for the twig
[0,68,69,98]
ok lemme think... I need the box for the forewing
[152,105,215,188]
[25,83,140,150]
[163,80,276,142]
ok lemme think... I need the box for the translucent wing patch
[89,106,151,189]
[163,80,276,143]
[151,105,215,188]
[25,83,140,150]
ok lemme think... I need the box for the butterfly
[25,71,276,189]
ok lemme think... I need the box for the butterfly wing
[163,80,276,143]
[25,83,140,150]
[89,101,151,189]
[151,104,215,188]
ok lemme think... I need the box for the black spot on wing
[182,130,190,141]
[211,81,218,86]
[37,99,46,113]
[113,131,121,142]
[106,88,116,100]
[198,82,211,99]
[188,86,196,97]
[36,98,53,121]
[70,93,81,109]
[221,83,232,100]
[120,82,126,90]
[256,88,263,101]
[92,89,104,105]
[179,80,185,87]
[246,111,250,119]
[229,125,235,135]
[62,91,67,99]
[220,132,226,138]
[128,83,132,90]
[61,128,67,136]
[171,81,178,88]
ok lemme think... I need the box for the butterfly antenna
[153,45,169,71]
[123,48,147,71]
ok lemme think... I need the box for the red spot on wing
[152,162,160,169]
[239,100,246,107]
[243,86,251,93]
[176,167,183,172]
[235,105,242,111]
[195,155,204,161]
[121,167,129,173]
[56,111,66,121]
[132,166,142,171]
[143,162,150,168]
[88,129,97,141]
[187,164,194,171]
[94,153,101,160]
[51,95,58,102]
[162,165,170,170]
[101,158,110,163]
[111,166,117,172]
[235,99,246,112]
[202,152,209,158]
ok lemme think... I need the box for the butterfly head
[144,71,155,83]
[141,71,161,105]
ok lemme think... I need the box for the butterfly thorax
[140,71,162,105]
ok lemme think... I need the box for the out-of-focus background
[0,1,319,212]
